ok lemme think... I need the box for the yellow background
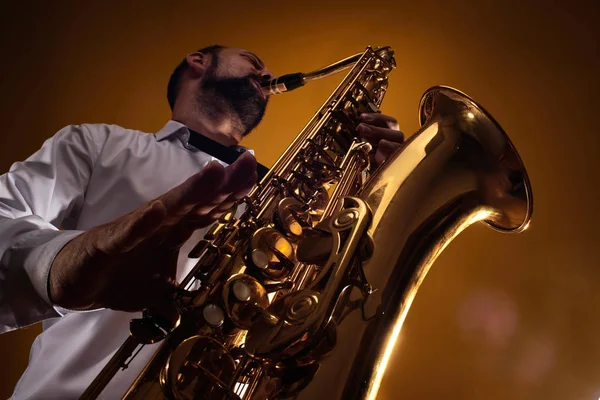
[1,1,598,399]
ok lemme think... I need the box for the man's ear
[185,52,209,76]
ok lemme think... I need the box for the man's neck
[172,110,241,147]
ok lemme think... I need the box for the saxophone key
[162,336,238,400]
[248,227,295,280]
[222,274,269,329]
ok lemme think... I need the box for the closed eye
[242,53,264,69]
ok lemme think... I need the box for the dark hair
[167,45,224,110]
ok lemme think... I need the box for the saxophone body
[82,46,532,400]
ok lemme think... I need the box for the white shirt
[0,120,243,399]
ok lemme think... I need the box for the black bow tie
[186,129,269,180]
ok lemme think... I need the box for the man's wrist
[48,233,98,310]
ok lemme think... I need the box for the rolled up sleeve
[0,125,100,333]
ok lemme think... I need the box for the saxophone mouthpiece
[262,50,367,96]
[261,73,305,96]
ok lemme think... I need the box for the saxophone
[82,46,533,400]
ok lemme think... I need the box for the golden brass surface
[81,46,531,400]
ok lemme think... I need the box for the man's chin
[241,111,266,136]
[201,75,268,135]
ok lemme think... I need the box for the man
[0,45,404,399]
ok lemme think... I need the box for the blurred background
[0,1,598,399]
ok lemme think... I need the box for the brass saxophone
[82,46,533,400]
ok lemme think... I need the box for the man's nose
[260,68,275,82]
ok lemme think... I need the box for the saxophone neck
[262,46,395,96]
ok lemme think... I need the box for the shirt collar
[155,120,188,142]
[154,120,254,155]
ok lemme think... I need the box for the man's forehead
[227,47,264,62]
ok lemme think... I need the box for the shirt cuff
[20,229,84,307]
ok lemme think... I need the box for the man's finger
[221,152,258,194]
[159,161,228,216]
[183,154,257,219]
[374,139,402,166]
[356,123,405,145]
[186,213,222,232]
[160,222,197,250]
[359,113,400,130]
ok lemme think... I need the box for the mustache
[249,73,271,88]
[204,73,266,94]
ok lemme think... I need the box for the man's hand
[356,113,405,165]
[49,152,258,312]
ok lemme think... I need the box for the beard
[198,72,268,137]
